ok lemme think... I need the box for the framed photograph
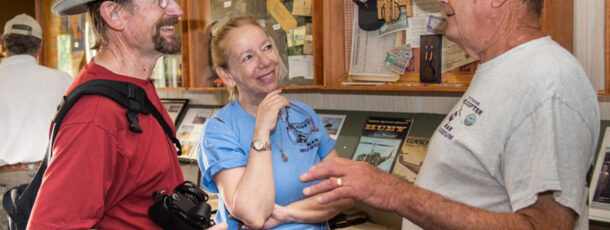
[176,105,219,161]
[161,98,189,125]
[318,114,347,140]
[590,127,610,222]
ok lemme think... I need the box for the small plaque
[419,34,442,83]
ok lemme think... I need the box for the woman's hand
[254,89,290,135]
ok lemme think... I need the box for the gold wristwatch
[251,139,271,151]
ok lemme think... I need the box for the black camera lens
[191,202,212,223]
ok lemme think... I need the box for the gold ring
[337,177,342,187]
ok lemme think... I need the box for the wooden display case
[603,0,610,95]
[182,0,324,91]
[321,0,574,93]
[37,0,574,94]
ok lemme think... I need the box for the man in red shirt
[27,0,226,229]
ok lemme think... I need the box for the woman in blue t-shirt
[197,15,353,229]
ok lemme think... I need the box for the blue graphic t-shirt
[198,100,335,230]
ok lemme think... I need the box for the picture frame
[590,127,610,222]
[318,114,347,140]
[175,105,220,161]
[161,98,189,126]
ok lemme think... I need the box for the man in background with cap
[0,13,72,229]
[27,0,226,229]
[301,0,599,229]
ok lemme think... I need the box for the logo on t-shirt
[464,114,476,126]
[437,95,484,140]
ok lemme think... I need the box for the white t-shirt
[0,55,72,166]
[406,37,599,230]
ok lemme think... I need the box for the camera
[148,181,215,230]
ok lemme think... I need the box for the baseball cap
[52,0,97,16]
[3,14,42,39]
[352,0,384,31]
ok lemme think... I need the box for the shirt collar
[0,54,38,66]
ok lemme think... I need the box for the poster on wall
[318,114,347,140]
[176,106,218,161]
[590,127,610,222]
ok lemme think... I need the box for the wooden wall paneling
[604,0,610,93]
[37,0,60,68]
[180,0,191,88]
[313,0,324,86]
[183,0,211,89]
[541,0,573,52]
[322,0,346,86]
[35,0,45,66]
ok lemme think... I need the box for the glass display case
[37,0,573,93]
[183,0,320,90]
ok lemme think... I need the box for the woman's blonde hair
[211,15,265,101]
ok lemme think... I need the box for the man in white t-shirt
[0,14,72,228]
[300,0,599,229]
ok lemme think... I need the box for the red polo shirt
[28,61,184,229]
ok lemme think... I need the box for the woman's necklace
[271,110,288,162]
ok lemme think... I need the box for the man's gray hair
[87,0,133,50]
[2,34,41,55]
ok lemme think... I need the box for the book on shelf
[351,117,413,172]
[341,75,395,86]
[391,136,430,183]
[350,74,401,83]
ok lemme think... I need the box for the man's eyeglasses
[157,0,169,9]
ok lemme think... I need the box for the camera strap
[52,79,183,156]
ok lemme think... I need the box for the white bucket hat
[52,0,97,16]
[3,14,42,39]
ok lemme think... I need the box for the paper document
[288,55,314,79]
[350,9,397,78]
[292,0,312,16]
[405,0,444,48]
[441,37,477,73]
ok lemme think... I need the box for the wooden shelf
[598,90,610,96]
[323,84,468,93]
[181,85,323,92]
[186,87,227,92]
[278,85,322,90]
[159,84,466,93]
[156,87,188,91]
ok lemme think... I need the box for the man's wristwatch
[251,139,271,151]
